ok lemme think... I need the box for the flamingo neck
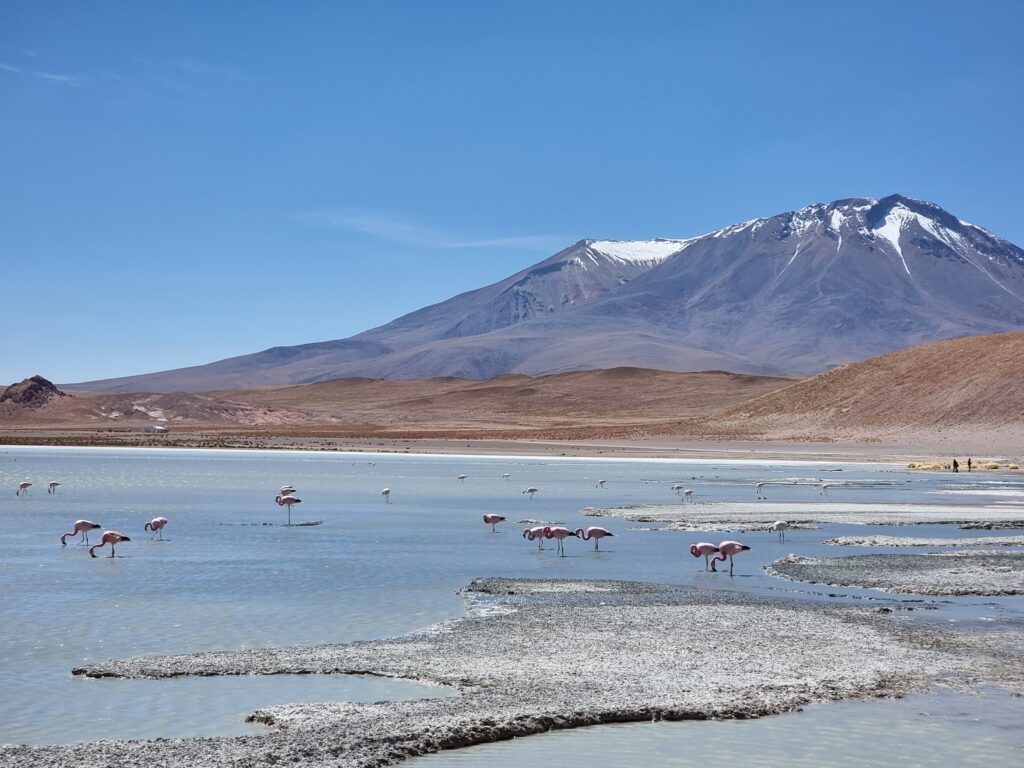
[575,528,590,540]
[709,553,727,565]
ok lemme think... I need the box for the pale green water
[413,689,1024,767]
[1,445,1021,756]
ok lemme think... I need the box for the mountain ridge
[66,194,1024,393]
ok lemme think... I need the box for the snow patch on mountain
[588,239,692,264]
[873,207,913,276]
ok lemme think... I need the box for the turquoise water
[0,446,1021,750]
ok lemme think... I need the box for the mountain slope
[69,195,1024,392]
[702,331,1024,443]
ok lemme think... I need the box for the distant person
[952,459,959,473]
[967,457,973,472]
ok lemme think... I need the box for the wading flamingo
[145,517,168,540]
[756,482,767,500]
[61,520,101,546]
[575,526,614,551]
[48,481,61,494]
[483,514,505,532]
[596,480,606,489]
[276,494,303,525]
[89,531,131,558]
[523,526,547,549]
[543,526,579,557]
[457,474,467,483]
[280,485,296,495]
[16,481,31,496]
[381,488,390,504]
[683,489,694,502]
[502,473,511,481]
[769,521,789,541]
[690,542,719,570]
[671,483,684,494]
[819,483,831,496]
[709,541,750,575]
[523,487,539,499]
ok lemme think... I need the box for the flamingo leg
[730,556,734,576]
[594,539,599,551]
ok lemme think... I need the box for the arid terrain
[2,333,1022,459]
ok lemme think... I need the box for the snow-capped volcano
[70,195,1024,392]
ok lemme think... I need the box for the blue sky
[2,1,1022,384]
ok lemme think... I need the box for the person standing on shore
[967,457,973,472]
[952,459,960,473]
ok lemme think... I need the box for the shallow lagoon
[1,446,1021,753]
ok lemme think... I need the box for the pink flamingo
[690,542,720,570]
[16,481,31,496]
[89,531,131,558]
[381,488,391,504]
[483,514,505,532]
[61,520,102,546]
[709,541,751,575]
[543,525,579,557]
[769,521,789,541]
[575,526,614,551]
[145,517,168,540]
[523,526,547,549]
[276,494,302,525]
[683,489,694,502]
[48,481,62,494]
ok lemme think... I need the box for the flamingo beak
[123,536,132,542]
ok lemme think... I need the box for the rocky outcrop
[0,375,67,407]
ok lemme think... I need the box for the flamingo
[381,488,391,504]
[690,542,719,570]
[596,480,606,489]
[457,474,467,483]
[543,525,579,556]
[502,473,511,481]
[280,485,296,495]
[671,483,684,494]
[523,526,547,549]
[575,526,614,551]
[756,482,767,499]
[709,540,750,575]
[276,494,302,525]
[683,488,694,503]
[61,520,101,546]
[89,531,131,558]
[483,513,505,532]
[819,483,831,497]
[145,517,168,540]
[48,481,61,494]
[16,481,31,496]
[523,487,539,499]
[769,521,789,541]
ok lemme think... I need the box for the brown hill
[701,332,1024,446]
[2,368,795,437]
[214,368,795,435]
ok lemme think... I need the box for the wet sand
[585,501,1024,531]
[2,578,1021,767]
[768,552,1024,596]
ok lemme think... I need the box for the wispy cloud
[33,71,93,88]
[1,60,93,87]
[297,210,565,251]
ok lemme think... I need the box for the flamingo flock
[32,468,829,577]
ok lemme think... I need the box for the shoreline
[3,431,1021,465]
[3,577,1021,767]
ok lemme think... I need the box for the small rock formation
[0,376,68,407]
